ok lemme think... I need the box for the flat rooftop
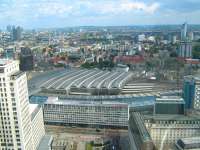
[144,114,200,121]
[181,137,200,145]
[30,95,155,108]
[45,97,128,107]
[130,112,152,142]
[0,59,13,66]
[37,135,53,150]
[156,96,185,104]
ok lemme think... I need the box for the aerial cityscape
[1,0,200,150]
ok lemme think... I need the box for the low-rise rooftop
[144,114,200,121]
[156,96,185,104]
[45,97,128,107]
[0,59,13,66]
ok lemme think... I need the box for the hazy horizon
[1,0,200,29]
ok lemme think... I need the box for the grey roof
[156,96,185,104]
[144,114,200,121]
[37,135,53,150]
[45,97,128,107]
[30,94,155,108]
[11,71,25,79]
[129,112,152,142]
[176,137,200,150]
[180,137,200,145]
[40,69,133,90]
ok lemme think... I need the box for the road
[45,125,128,136]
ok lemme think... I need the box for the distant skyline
[0,0,200,29]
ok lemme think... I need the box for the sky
[0,0,200,29]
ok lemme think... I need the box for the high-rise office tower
[183,76,195,109]
[189,32,194,41]
[192,77,200,110]
[181,22,188,40]
[6,25,12,33]
[172,35,177,44]
[154,96,185,115]
[12,26,22,41]
[178,22,193,58]
[19,47,34,71]
[178,40,192,58]
[0,59,44,150]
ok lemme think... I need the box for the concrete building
[173,36,177,44]
[30,95,155,114]
[175,136,200,150]
[0,59,45,150]
[37,135,53,150]
[144,114,200,150]
[0,59,33,149]
[183,76,195,109]
[192,77,200,110]
[128,112,155,150]
[138,34,146,42]
[178,41,192,58]
[40,69,133,95]
[12,26,22,41]
[30,104,45,150]
[154,96,185,115]
[43,97,128,128]
[189,32,194,41]
[181,22,188,41]
[19,47,34,71]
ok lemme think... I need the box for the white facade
[138,34,146,42]
[193,77,200,110]
[179,41,192,58]
[144,115,200,150]
[181,22,188,40]
[0,59,45,150]
[30,104,45,150]
[172,36,177,44]
[43,98,128,127]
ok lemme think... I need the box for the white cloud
[36,2,73,16]
[0,0,161,27]
[120,1,160,14]
[0,0,160,19]
[84,0,160,15]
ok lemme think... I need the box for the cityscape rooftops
[37,135,53,150]
[11,71,25,79]
[144,114,200,121]
[30,94,155,108]
[156,96,185,104]
[181,137,200,145]
[0,59,13,66]
[176,137,200,150]
[130,112,152,142]
[45,97,128,107]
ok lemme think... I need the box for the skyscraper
[183,76,195,109]
[178,40,192,58]
[19,47,34,71]
[6,25,12,33]
[178,22,192,58]
[192,77,200,110]
[0,59,33,149]
[0,59,45,150]
[181,22,188,41]
[12,26,22,41]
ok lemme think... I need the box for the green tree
[192,43,200,59]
